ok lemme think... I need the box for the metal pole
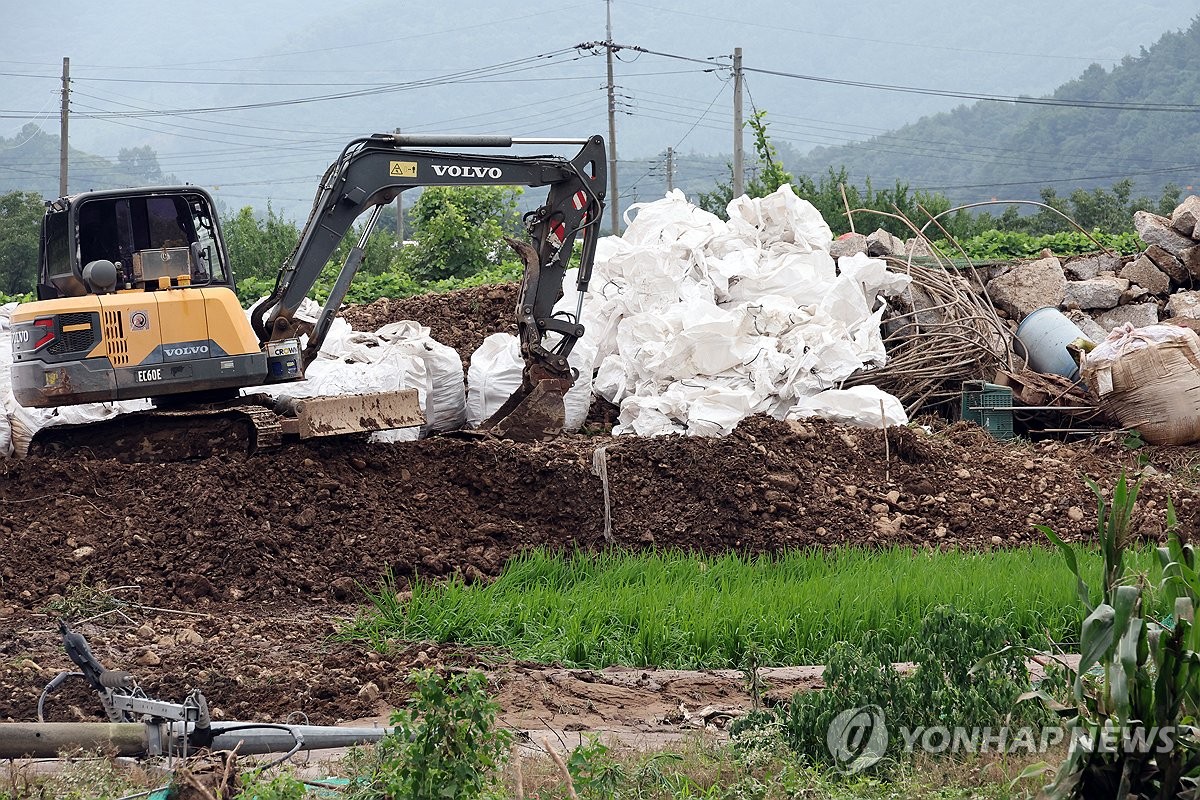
[59,57,69,197]
[393,127,404,242]
[666,147,674,192]
[606,0,620,235]
[732,47,744,200]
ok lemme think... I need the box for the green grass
[344,547,1166,669]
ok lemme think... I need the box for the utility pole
[394,127,404,243]
[605,0,620,235]
[666,146,674,192]
[732,47,744,200]
[59,57,69,197]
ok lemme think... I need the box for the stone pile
[991,199,1200,342]
[844,196,1200,345]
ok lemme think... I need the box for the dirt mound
[0,417,1192,613]
[340,283,519,371]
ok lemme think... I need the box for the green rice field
[345,546,1166,669]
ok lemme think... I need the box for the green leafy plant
[1037,474,1200,798]
[764,607,1046,769]
[234,770,307,799]
[565,736,627,799]
[345,668,510,800]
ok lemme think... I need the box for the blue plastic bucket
[1014,307,1087,382]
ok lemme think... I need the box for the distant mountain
[789,16,1200,205]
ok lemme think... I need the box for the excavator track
[27,404,285,463]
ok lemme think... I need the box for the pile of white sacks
[0,185,912,457]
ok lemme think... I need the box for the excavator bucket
[480,376,573,442]
[275,390,424,439]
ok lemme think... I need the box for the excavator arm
[248,133,606,438]
[251,134,605,359]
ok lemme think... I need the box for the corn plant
[1038,474,1200,799]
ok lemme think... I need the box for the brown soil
[339,283,519,373]
[3,283,1200,736]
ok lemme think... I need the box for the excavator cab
[37,189,229,300]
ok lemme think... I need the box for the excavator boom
[251,133,606,439]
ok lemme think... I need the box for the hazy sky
[2,1,1193,213]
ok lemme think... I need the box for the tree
[116,146,163,184]
[220,204,300,282]
[398,186,522,281]
[0,190,45,295]
[699,111,793,216]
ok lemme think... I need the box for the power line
[579,42,1200,113]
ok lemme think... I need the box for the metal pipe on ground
[0,722,391,760]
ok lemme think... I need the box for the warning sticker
[389,161,418,178]
[130,310,150,331]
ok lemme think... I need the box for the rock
[137,623,156,640]
[71,546,95,561]
[178,628,203,645]
[1121,284,1150,304]
[1145,245,1188,283]
[1119,256,1170,296]
[357,681,381,704]
[985,256,1066,319]
[1062,278,1127,310]
[1094,303,1160,331]
[1179,244,1200,279]
[865,228,905,257]
[329,577,357,600]
[639,531,656,544]
[291,507,316,530]
[1170,195,1200,238]
[904,237,933,258]
[1166,291,1200,320]
[1165,318,1200,336]
[1064,253,1122,281]
[830,232,867,258]
[1064,310,1109,344]
[1067,506,1085,522]
[136,650,162,667]
[1134,211,1196,257]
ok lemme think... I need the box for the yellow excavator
[9,133,606,459]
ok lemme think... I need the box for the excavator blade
[275,390,424,439]
[480,377,573,442]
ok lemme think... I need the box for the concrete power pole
[59,57,69,197]
[605,0,620,235]
[732,47,744,200]
[666,147,674,192]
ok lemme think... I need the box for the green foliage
[345,547,1166,670]
[399,186,522,281]
[946,229,1142,260]
[345,668,510,800]
[759,607,1047,769]
[1038,476,1200,799]
[565,737,629,799]
[233,258,522,306]
[0,190,44,295]
[221,204,301,282]
[234,770,307,799]
[698,113,976,240]
[789,18,1200,216]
